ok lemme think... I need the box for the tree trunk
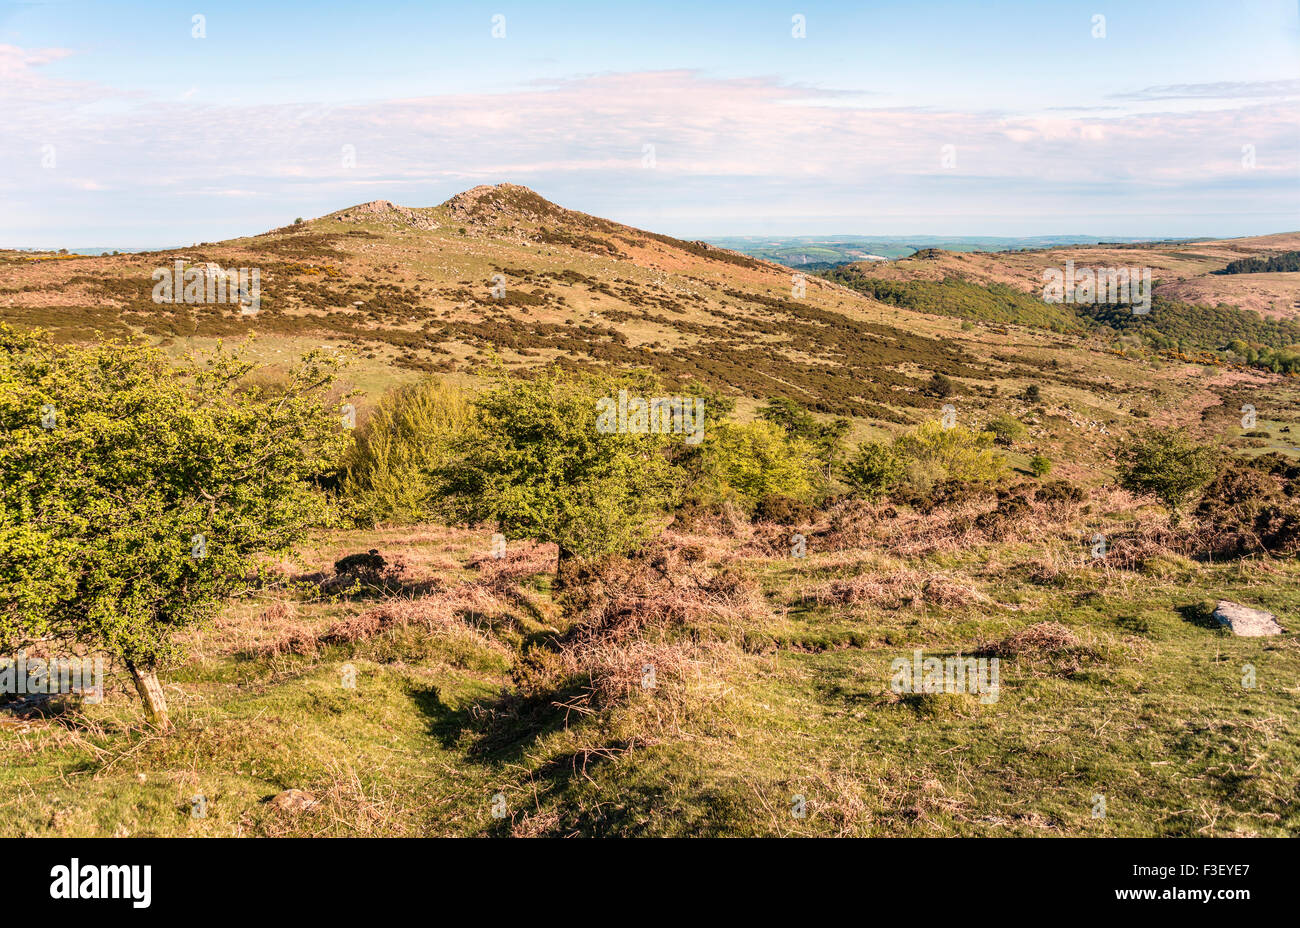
[126,661,171,730]
[555,545,576,589]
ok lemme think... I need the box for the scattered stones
[334,200,439,230]
[1212,600,1284,637]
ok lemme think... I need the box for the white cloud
[1,61,1296,241]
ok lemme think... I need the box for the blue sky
[2,0,1298,246]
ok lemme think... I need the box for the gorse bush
[342,377,471,526]
[0,326,349,726]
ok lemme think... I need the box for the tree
[1117,427,1218,517]
[757,397,850,478]
[986,414,1027,447]
[441,368,677,568]
[894,421,1006,491]
[342,377,471,526]
[1029,454,1053,477]
[842,440,905,500]
[0,327,350,727]
[698,420,820,512]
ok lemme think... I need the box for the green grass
[4,519,1296,837]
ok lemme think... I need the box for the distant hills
[706,234,1212,268]
[3,182,1297,425]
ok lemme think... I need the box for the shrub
[894,421,1006,492]
[757,396,850,477]
[1193,460,1300,557]
[753,495,818,525]
[334,549,389,586]
[1117,427,1218,516]
[0,327,348,726]
[925,373,956,398]
[697,420,820,513]
[341,377,471,525]
[441,368,678,568]
[1029,454,1053,477]
[987,414,1027,447]
[843,440,905,500]
[1023,384,1042,402]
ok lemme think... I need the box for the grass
[4,488,1297,837]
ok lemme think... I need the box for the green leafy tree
[757,397,850,478]
[0,328,349,727]
[1117,427,1218,518]
[698,420,820,512]
[843,440,905,500]
[1029,454,1053,477]
[342,377,471,526]
[986,414,1027,447]
[441,369,677,568]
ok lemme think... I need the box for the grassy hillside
[3,187,1299,838]
[834,233,1300,320]
[4,491,1298,837]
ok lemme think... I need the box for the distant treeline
[1079,296,1300,349]
[1080,297,1300,374]
[1213,251,1300,275]
[822,269,1300,375]
[822,267,1085,333]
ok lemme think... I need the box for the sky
[2,0,1298,247]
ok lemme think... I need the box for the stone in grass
[269,789,319,814]
[1212,601,1284,637]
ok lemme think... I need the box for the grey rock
[1212,601,1284,637]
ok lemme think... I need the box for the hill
[832,233,1300,320]
[4,184,1295,473]
[704,234,1180,268]
[4,189,1300,839]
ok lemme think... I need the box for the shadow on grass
[408,678,592,762]
[408,676,649,836]
[1177,601,1227,631]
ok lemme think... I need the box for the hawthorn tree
[0,327,350,727]
[441,368,677,570]
[1117,426,1218,520]
[843,440,905,500]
